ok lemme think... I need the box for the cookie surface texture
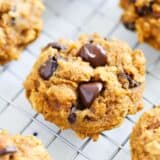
[24,34,146,140]
[0,130,51,160]
[120,0,160,50]
[0,0,44,64]
[131,106,160,160]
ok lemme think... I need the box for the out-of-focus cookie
[24,33,146,140]
[0,0,44,65]
[120,0,160,50]
[0,130,51,160]
[131,106,160,160]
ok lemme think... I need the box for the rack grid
[0,0,160,160]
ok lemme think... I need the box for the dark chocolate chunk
[118,72,140,89]
[39,57,58,80]
[68,113,76,124]
[136,5,152,16]
[77,44,107,67]
[123,22,136,31]
[78,82,103,108]
[0,146,16,156]
[45,42,65,51]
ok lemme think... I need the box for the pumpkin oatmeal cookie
[0,0,44,65]
[131,106,160,160]
[120,0,160,50]
[24,34,146,140]
[0,130,51,160]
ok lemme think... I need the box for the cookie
[24,33,146,140]
[0,0,44,65]
[130,106,160,160]
[120,0,160,50]
[0,130,51,160]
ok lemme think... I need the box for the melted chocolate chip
[136,5,152,16]
[78,82,103,108]
[77,44,107,67]
[45,42,65,51]
[118,72,140,89]
[0,146,16,156]
[39,57,58,80]
[68,113,76,124]
[123,22,135,31]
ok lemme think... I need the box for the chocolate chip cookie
[0,130,51,160]
[120,0,160,50]
[0,0,44,65]
[24,34,146,140]
[130,106,160,160]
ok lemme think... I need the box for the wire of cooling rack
[0,95,91,160]
[0,94,131,160]
[0,0,160,160]
[0,88,157,160]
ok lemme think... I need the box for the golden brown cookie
[0,130,51,160]
[130,106,160,160]
[120,0,160,50]
[0,0,44,65]
[24,33,146,140]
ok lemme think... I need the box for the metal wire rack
[0,0,160,160]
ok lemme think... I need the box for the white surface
[0,0,160,160]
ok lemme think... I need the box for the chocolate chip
[45,42,65,51]
[39,57,58,80]
[118,73,130,89]
[84,115,95,121]
[68,113,76,124]
[77,44,107,67]
[123,22,136,31]
[0,146,16,156]
[118,72,140,89]
[129,0,136,3]
[89,39,94,43]
[33,132,38,136]
[127,74,140,88]
[136,5,152,16]
[9,155,14,159]
[78,82,103,108]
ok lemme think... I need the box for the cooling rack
[0,0,160,160]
